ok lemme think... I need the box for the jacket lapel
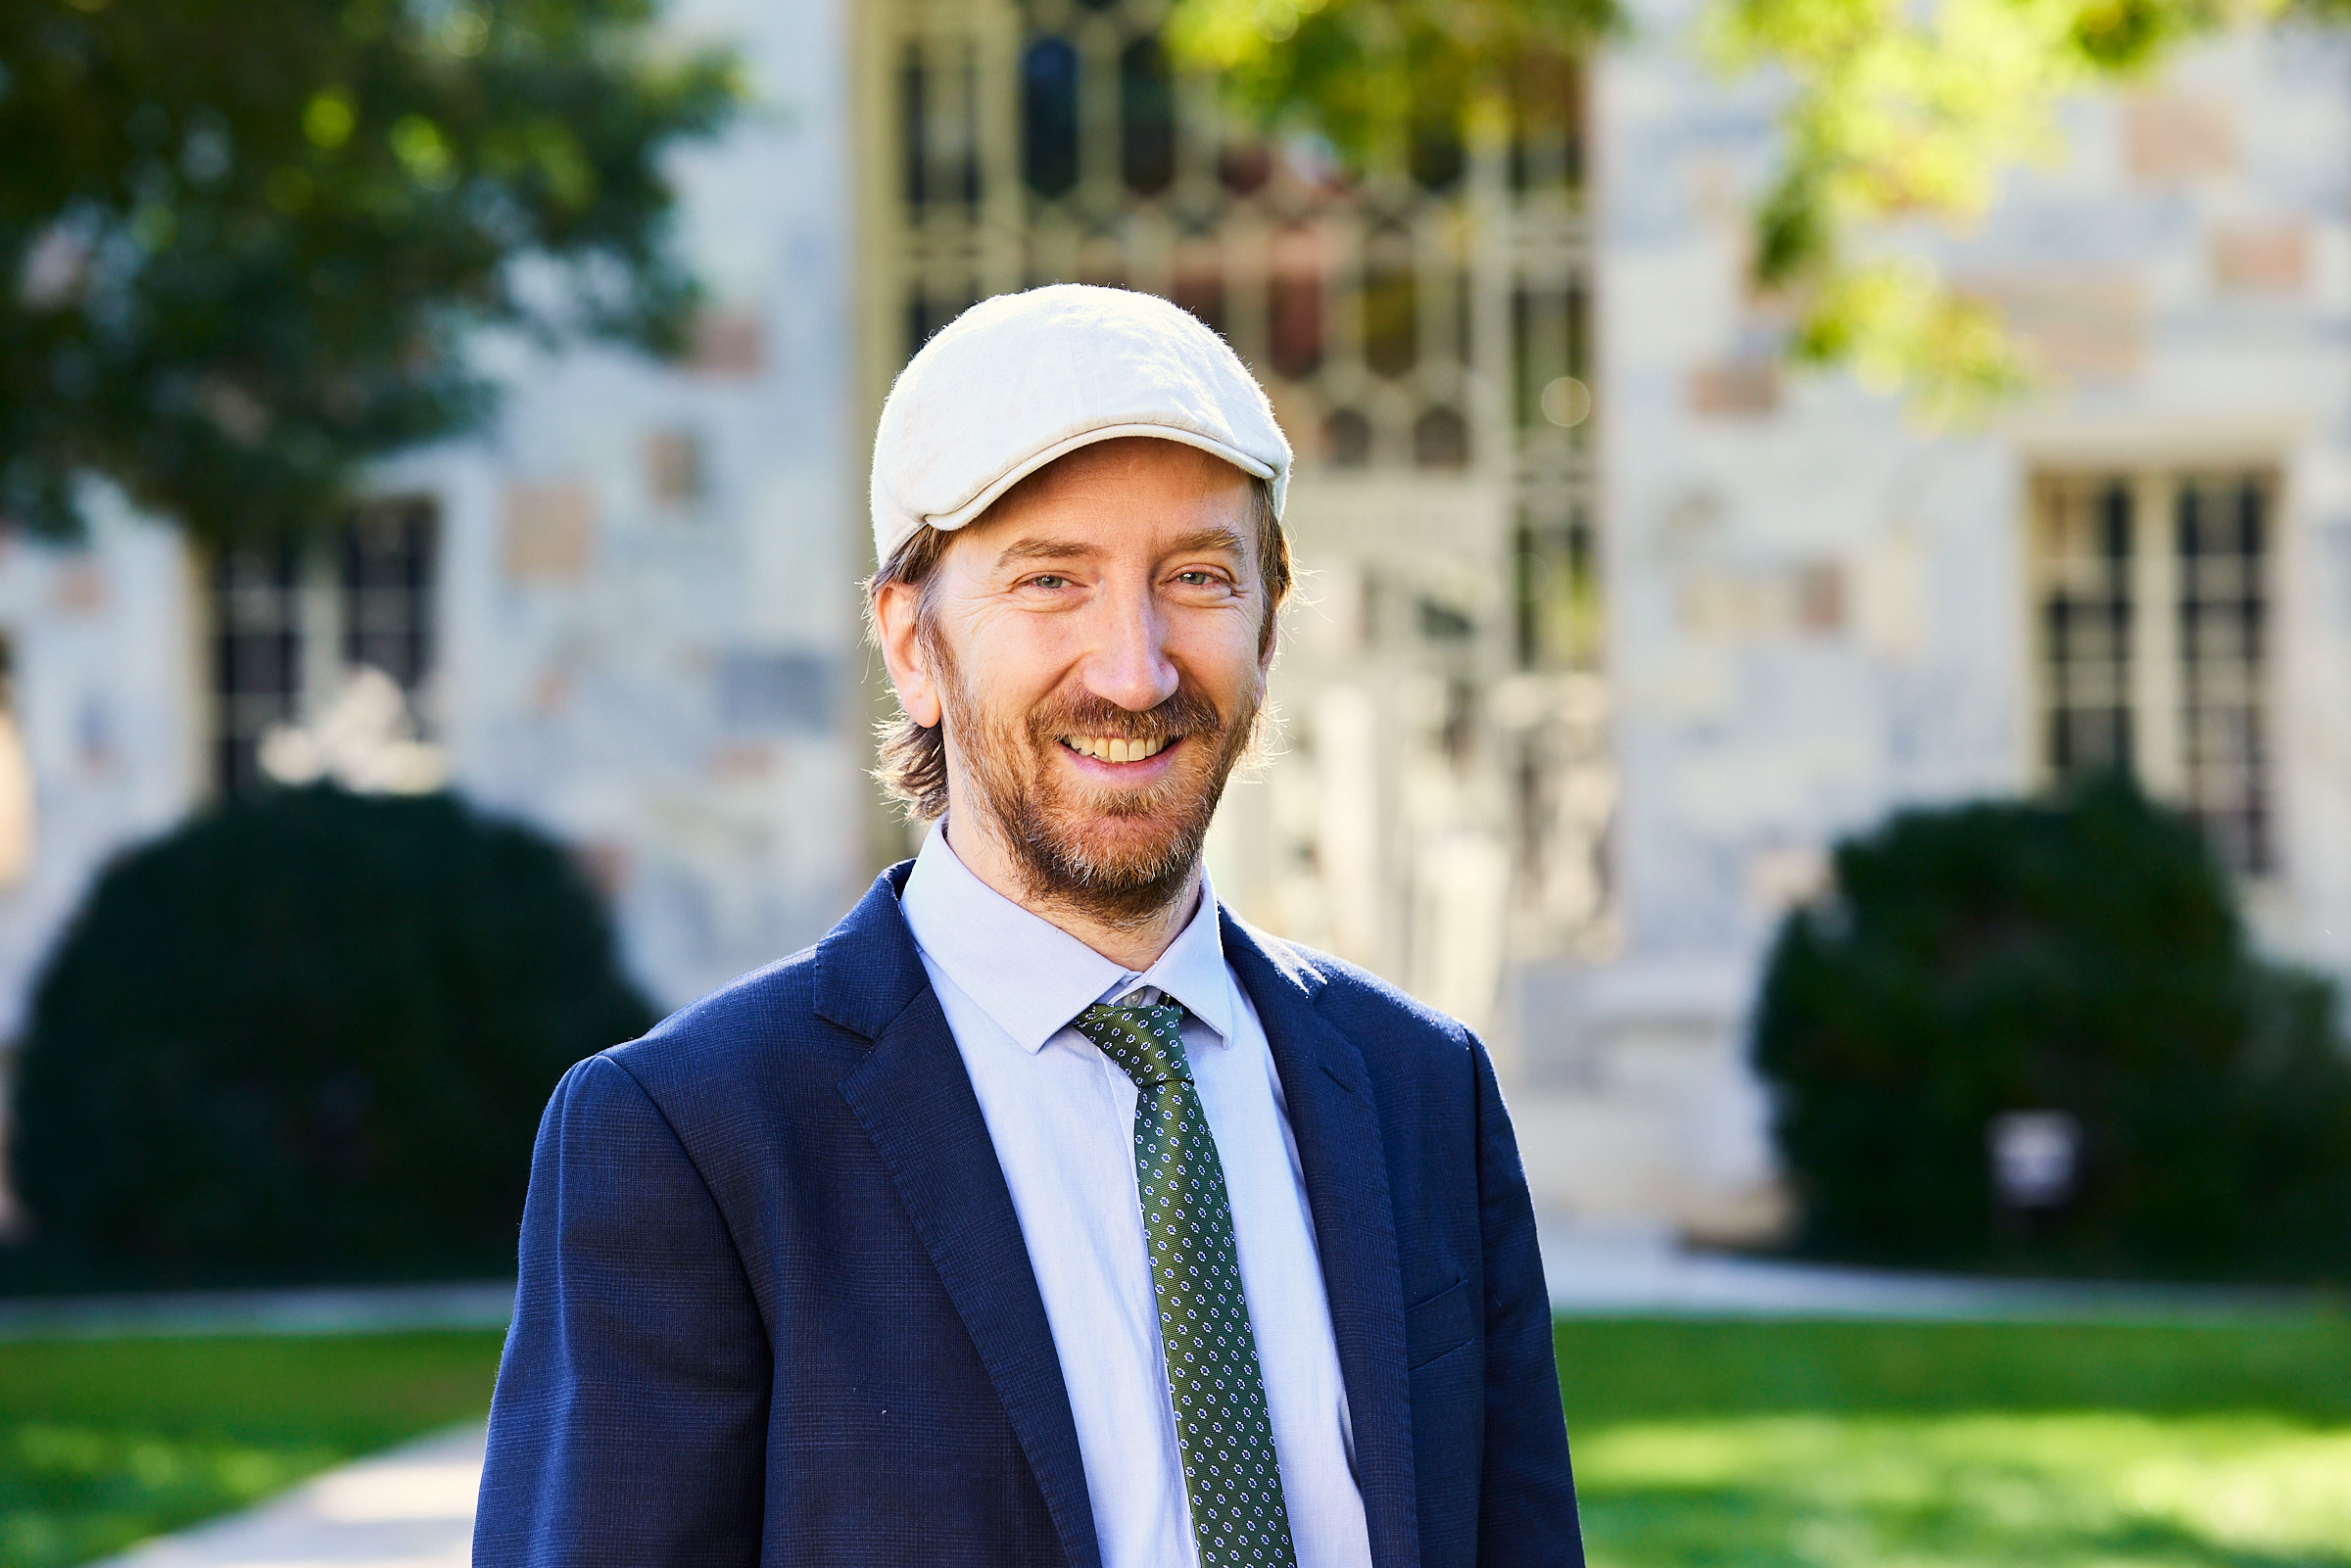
[820,869,1102,1568]
[1222,911,1419,1568]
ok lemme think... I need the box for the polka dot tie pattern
[1073,1000,1300,1568]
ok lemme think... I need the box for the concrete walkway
[92,1424,482,1568]
[1537,1220,2327,1320]
[0,1281,514,1342]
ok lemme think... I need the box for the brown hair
[867,475,1293,822]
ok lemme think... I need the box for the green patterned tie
[1073,998,1298,1568]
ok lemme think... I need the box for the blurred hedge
[1754,776,2351,1280]
[4,785,654,1289]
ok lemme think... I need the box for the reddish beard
[929,630,1261,927]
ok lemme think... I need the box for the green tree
[7,785,657,1288]
[1,0,738,546]
[1168,0,2327,417]
[1752,777,2351,1280]
[1167,0,1616,166]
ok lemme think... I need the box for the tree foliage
[6,785,656,1288]
[1167,0,1617,165]
[1,0,739,546]
[1703,0,2283,417]
[1166,0,2325,417]
[1753,777,2351,1281]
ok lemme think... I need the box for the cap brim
[923,422,1278,534]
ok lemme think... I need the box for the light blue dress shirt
[900,822,1374,1568]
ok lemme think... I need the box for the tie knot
[1072,1000,1191,1089]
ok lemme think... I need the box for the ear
[873,579,944,729]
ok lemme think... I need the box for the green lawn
[1558,1315,2351,1567]
[5,1315,2348,1568]
[0,1331,505,1568]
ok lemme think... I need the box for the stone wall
[1522,7,2351,1239]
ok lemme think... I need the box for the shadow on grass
[1554,1315,2351,1425]
[1585,1483,2351,1568]
[1,1425,333,1568]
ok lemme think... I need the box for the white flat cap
[869,284,1291,566]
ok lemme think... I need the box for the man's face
[884,438,1272,926]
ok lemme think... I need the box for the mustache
[1030,686,1223,746]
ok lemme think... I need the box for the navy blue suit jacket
[475,866,1580,1568]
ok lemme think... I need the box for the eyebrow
[993,527,1249,569]
[1162,527,1249,558]
[994,537,1100,567]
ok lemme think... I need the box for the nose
[1080,581,1179,714]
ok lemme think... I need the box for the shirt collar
[1116,880,1235,1045]
[900,819,1235,1054]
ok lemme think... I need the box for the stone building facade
[1572,1,2351,1237]
[4,0,2348,1243]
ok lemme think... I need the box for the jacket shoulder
[600,942,855,1109]
[1230,918,1475,1062]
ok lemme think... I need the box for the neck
[940,813,1203,973]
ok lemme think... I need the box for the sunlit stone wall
[1559,3,2351,1240]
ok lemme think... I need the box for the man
[475,285,1580,1568]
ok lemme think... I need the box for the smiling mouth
[1060,735,1176,764]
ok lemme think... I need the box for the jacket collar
[1221,910,1419,1568]
[811,862,928,1040]
[819,866,1104,1568]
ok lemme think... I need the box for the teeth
[1067,735,1169,763]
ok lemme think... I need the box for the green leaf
[0,0,744,546]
